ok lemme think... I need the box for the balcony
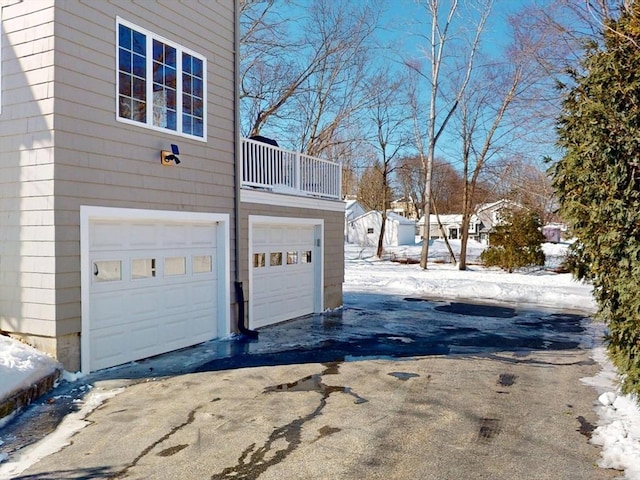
[241,137,342,200]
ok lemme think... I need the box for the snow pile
[0,335,61,406]
[582,346,640,479]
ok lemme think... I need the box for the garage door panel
[128,224,159,248]
[90,223,127,250]
[91,329,128,366]
[164,288,188,310]
[251,222,317,329]
[162,224,189,247]
[191,225,218,246]
[87,217,220,372]
[191,283,217,307]
[90,293,127,326]
[189,313,217,337]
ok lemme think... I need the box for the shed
[347,211,416,246]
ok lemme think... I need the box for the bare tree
[358,70,412,257]
[406,0,491,269]
[396,155,426,221]
[357,162,392,212]
[240,0,380,157]
[456,68,521,270]
[454,0,564,270]
[492,155,559,226]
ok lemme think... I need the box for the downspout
[233,0,259,338]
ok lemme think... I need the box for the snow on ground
[0,336,61,423]
[0,239,638,478]
[345,239,593,313]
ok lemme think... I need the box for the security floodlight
[161,144,181,165]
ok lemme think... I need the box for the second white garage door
[250,220,321,329]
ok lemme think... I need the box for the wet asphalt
[192,293,591,372]
[0,293,613,479]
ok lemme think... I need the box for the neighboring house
[472,199,521,244]
[390,197,419,221]
[417,214,479,240]
[0,1,344,373]
[416,199,520,243]
[344,199,367,237]
[347,211,416,247]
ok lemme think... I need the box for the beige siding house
[0,0,344,372]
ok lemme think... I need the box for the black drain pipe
[233,4,258,338]
[235,281,258,338]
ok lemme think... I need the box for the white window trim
[115,17,207,141]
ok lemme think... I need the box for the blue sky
[247,0,557,167]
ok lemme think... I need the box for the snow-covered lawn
[0,239,638,478]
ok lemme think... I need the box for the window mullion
[146,36,153,126]
[177,47,183,134]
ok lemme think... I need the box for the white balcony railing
[241,137,341,200]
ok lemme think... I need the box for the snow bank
[0,336,61,404]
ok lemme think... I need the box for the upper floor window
[116,18,206,139]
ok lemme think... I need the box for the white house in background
[390,197,419,220]
[416,199,521,244]
[344,199,367,237]
[417,214,480,240]
[347,211,416,247]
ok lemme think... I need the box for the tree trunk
[376,213,386,258]
[432,199,456,264]
[459,176,471,270]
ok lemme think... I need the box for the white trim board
[241,189,345,212]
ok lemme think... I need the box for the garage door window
[270,252,282,266]
[302,251,312,263]
[132,258,156,279]
[253,253,266,268]
[165,256,186,276]
[93,260,122,282]
[193,255,212,273]
[287,251,298,265]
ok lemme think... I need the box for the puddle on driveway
[388,372,420,381]
[434,302,517,318]
[498,373,517,387]
[264,362,368,404]
[576,415,595,439]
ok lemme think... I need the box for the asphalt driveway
[1,294,617,479]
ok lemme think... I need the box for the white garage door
[84,214,222,372]
[250,223,318,329]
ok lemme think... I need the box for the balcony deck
[241,137,341,200]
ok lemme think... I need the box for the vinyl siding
[51,1,236,336]
[1,1,236,347]
[0,1,56,336]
